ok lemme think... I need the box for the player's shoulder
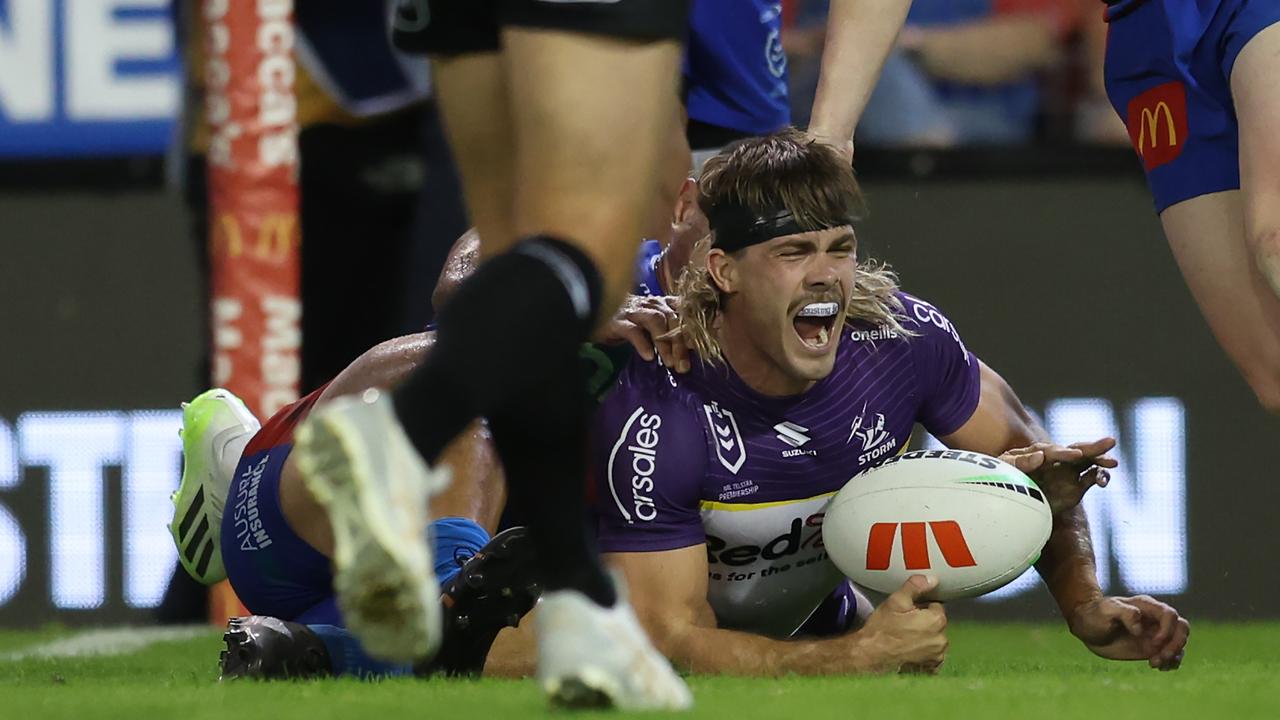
[608,355,707,425]
[841,290,972,362]
[841,291,950,342]
[892,291,965,339]
[615,353,681,395]
[892,291,975,365]
[598,357,712,490]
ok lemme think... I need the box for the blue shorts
[221,388,342,625]
[1104,0,1280,212]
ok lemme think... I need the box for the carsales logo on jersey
[608,407,663,524]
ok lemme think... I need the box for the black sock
[394,235,598,464]
[392,235,616,606]
[488,363,617,608]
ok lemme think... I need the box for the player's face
[719,226,857,394]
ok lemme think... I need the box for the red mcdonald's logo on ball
[1125,82,1188,171]
[865,521,978,571]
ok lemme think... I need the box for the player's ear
[706,247,737,294]
[673,178,698,226]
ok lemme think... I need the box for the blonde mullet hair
[675,129,915,364]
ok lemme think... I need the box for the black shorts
[392,0,690,57]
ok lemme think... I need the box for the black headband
[706,203,853,252]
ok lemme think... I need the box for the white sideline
[1,625,211,661]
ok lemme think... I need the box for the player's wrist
[1058,587,1106,633]
[842,628,895,674]
[807,125,853,146]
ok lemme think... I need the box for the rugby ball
[823,450,1052,601]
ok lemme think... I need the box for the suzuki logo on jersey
[608,407,663,524]
[704,402,746,474]
[865,521,977,571]
[848,403,898,464]
[774,421,817,458]
[1126,82,1187,171]
[774,421,810,448]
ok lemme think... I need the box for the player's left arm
[940,362,1190,671]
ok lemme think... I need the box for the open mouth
[792,301,840,351]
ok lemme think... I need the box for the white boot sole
[295,409,442,663]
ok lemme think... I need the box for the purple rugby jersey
[591,292,982,637]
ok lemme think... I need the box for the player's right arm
[608,546,948,676]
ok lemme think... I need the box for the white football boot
[537,573,694,711]
[293,388,450,663]
[169,388,261,585]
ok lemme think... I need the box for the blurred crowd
[785,0,1129,147]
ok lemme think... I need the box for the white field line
[1,625,212,661]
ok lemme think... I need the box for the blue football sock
[431,517,491,585]
[306,518,489,677]
[309,624,413,678]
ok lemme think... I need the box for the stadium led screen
[0,0,180,158]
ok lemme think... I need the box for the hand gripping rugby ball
[823,450,1052,601]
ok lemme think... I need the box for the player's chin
[782,341,839,383]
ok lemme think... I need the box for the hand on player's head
[804,128,855,167]
[595,294,691,373]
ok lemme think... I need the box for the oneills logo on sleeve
[1125,82,1188,171]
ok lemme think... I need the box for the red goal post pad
[203,0,301,624]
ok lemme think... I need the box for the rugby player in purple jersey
[584,130,1190,675]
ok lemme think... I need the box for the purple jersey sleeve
[591,360,708,553]
[900,293,982,436]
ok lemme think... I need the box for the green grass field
[0,623,1276,720]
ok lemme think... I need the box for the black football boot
[417,526,543,677]
[219,615,333,680]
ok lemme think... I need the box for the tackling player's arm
[608,546,946,676]
[807,0,915,158]
[938,361,1111,615]
[937,361,1190,670]
[940,360,1115,516]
